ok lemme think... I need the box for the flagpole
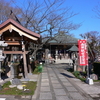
[86,39,89,78]
[86,39,94,85]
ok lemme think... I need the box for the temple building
[42,32,78,62]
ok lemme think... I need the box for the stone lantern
[0,41,8,82]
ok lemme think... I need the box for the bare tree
[1,0,81,59]
[80,31,100,59]
[0,0,22,24]
[93,2,100,19]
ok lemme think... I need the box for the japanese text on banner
[78,40,88,66]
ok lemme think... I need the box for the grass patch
[0,81,37,95]
[93,80,100,82]
[67,68,86,82]
[72,71,86,82]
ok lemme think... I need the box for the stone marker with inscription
[10,78,22,85]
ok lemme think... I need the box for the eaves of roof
[0,18,40,38]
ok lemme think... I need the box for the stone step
[56,59,73,64]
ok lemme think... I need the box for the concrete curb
[31,73,41,100]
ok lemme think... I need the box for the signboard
[78,40,88,66]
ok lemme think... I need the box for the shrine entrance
[0,19,40,79]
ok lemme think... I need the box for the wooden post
[22,43,28,78]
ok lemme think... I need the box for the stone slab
[40,93,52,100]
[42,73,48,75]
[51,80,59,84]
[29,79,37,82]
[50,78,58,81]
[0,98,6,100]
[41,79,49,82]
[21,96,31,99]
[42,72,48,74]
[57,75,65,78]
[41,83,50,86]
[42,74,48,76]
[27,74,38,79]
[49,75,56,77]
[42,69,47,71]
[62,82,73,86]
[54,89,66,95]
[50,77,57,79]
[56,96,70,100]
[41,87,50,92]
[69,92,85,100]
[10,78,22,85]
[60,79,69,82]
[90,94,100,98]
[72,78,81,82]
[52,84,62,88]
[9,85,16,88]
[66,86,78,92]
[42,76,48,79]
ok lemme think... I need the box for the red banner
[78,40,88,66]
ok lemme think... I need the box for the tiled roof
[43,33,78,44]
[68,45,78,51]
[0,18,40,38]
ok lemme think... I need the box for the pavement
[0,61,100,100]
[33,64,93,100]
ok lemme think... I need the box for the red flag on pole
[78,40,88,66]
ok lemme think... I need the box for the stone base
[9,85,16,88]
[20,78,29,82]
[86,77,94,85]
[0,79,4,83]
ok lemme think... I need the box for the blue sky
[65,0,100,39]
[7,0,100,39]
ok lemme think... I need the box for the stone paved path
[0,63,99,100]
[37,64,93,100]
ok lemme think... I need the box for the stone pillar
[22,41,28,79]
[10,62,14,78]
[0,61,4,82]
[55,49,58,61]
[0,41,8,82]
[0,62,2,80]
[45,49,49,64]
[74,59,77,71]
[10,62,18,78]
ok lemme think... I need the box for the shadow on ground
[61,73,75,78]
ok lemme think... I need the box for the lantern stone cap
[0,41,8,47]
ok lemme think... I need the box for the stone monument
[0,41,8,82]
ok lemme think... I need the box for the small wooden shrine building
[0,18,40,78]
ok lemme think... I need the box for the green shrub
[73,71,80,77]
[33,67,39,74]
[38,64,43,73]
[33,63,43,74]
[93,62,100,77]
[67,68,73,72]
[73,71,86,82]
[2,81,11,88]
